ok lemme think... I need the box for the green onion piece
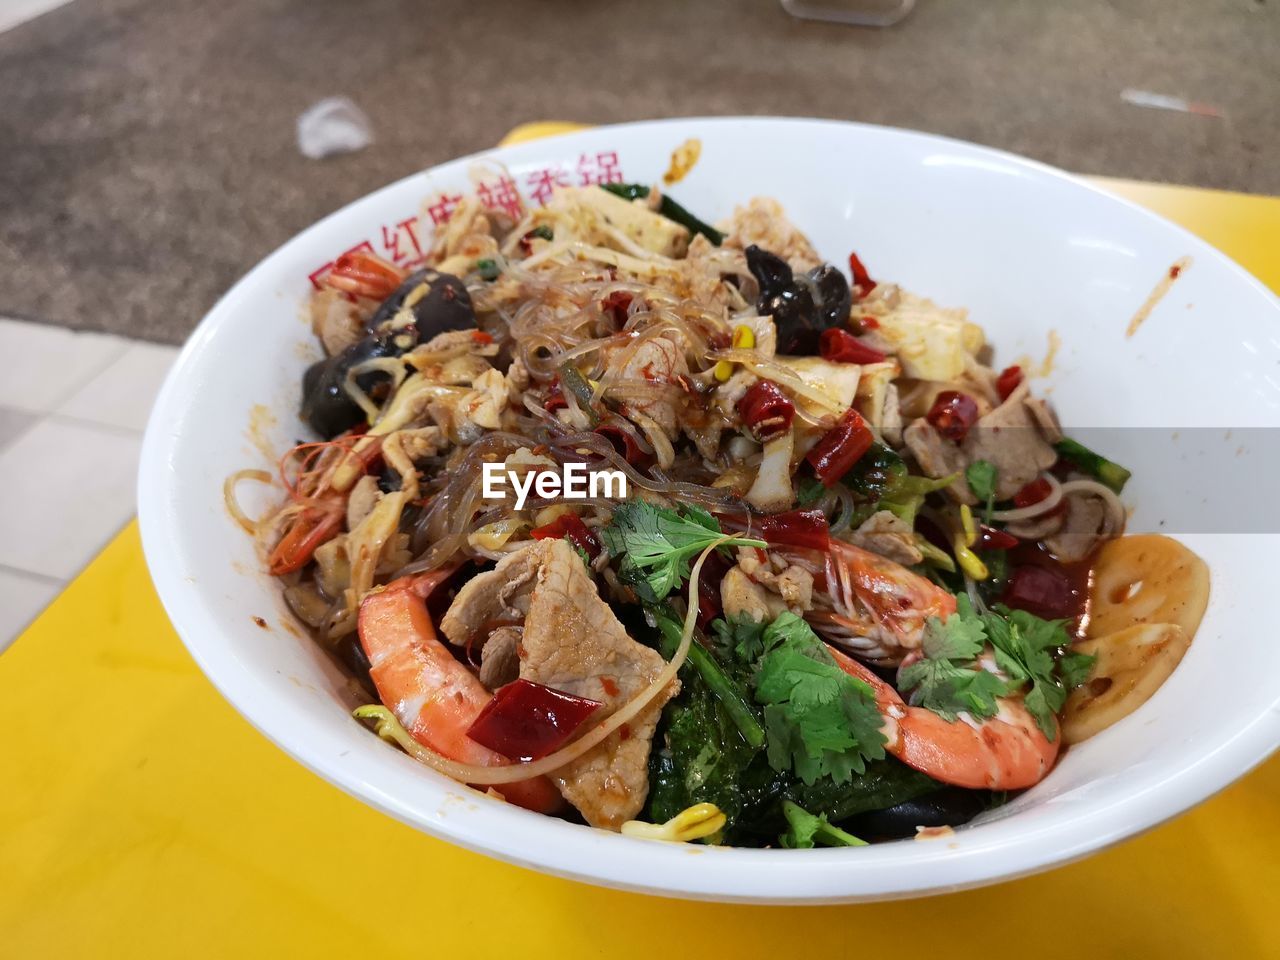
[1054,438,1131,493]
[914,535,956,573]
[600,183,649,202]
[599,183,724,246]
[475,258,501,281]
[556,361,600,425]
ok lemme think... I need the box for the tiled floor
[0,317,178,650]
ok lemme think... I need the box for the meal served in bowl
[228,181,1209,847]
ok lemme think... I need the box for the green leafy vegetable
[825,442,957,529]
[965,460,997,521]
[649,605,765,749]
[841,442,907,501]
[645,655,764,832]
[644,605,768,832]
[879,473,959,527]
[725,753,942,842]
[779,800,866,848]
[1057,649,1096,690]
[712,613,768,664]
[795,475,827,507]
[601,502,765,601]
[599,183,725,245]
[1054,437,1131,493]
[753,613,886,785]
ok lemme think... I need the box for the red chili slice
[977,524,1019,551]
[530,512,601,560]
[926,391,980,442]
[1013,477,1054,509]
[848,251,877,296]
[466,679,602,762]
[758,508,831,551]
[819,328,887,365]
[737,380,795,443]
[806,408,874,487]
[594,423,647,465]
[600,290,633,328]
[995,365,1023,402]
[543,380,568,414]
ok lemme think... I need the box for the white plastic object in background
[296,97,374,160]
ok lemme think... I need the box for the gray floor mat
[1,0,1275,343]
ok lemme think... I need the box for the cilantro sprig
[898,596,1096,739]
[985,605,1094,735]
[779,800,867,848]
[965,460,997,522]
[897,596,1007,722]
[752,613,887,785]
[601,502,765,601]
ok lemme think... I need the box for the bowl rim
[138,116,1280,903]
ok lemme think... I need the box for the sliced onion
[988,473,1064,522]
[344,356,408,422]
[1058,478,1127,534]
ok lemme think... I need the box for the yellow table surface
[4,127,1280,958]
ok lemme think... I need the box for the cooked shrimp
[828,645,1059,790]
[357,570,562,813]
[791,539,957,665]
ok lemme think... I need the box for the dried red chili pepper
[600,290,633,328]
[543,379,568,414]
[594,424,647,465]
[737,380,795,442]
[819,328,887,364]
[926,391,980,442]
[847,251,877,296]
[995,365,1023,402]
[758,509,831,551]
[806,408,874,487]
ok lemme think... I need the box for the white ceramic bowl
[139,118,1280,903]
